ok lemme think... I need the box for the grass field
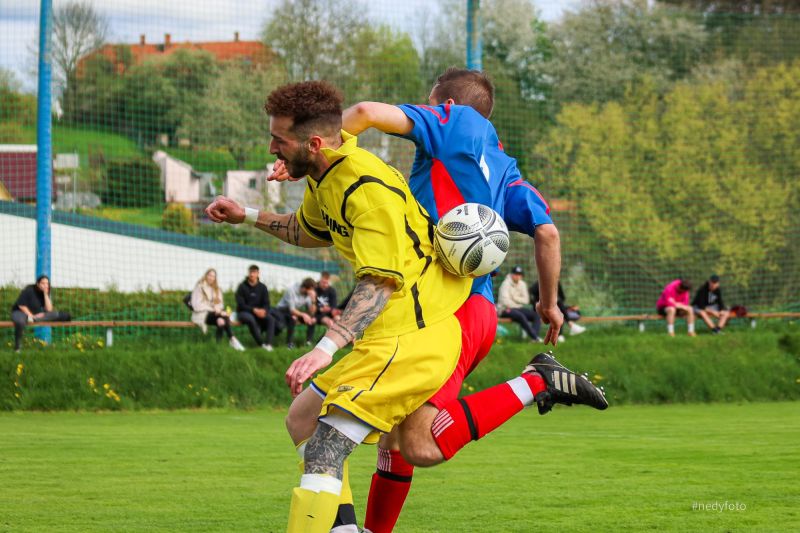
[1,402,798,532]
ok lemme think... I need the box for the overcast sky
[2,0,580,92]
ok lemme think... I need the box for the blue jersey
[398,103,553,302]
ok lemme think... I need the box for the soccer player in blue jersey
[276,68,607,533]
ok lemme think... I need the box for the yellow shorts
[310,314,462,439]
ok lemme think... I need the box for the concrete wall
[0,212,320,292]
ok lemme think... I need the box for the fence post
[106,328,113,347]
[466,0,482,70]
[35,0,54,345]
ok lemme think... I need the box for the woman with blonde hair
[190,268,245,350]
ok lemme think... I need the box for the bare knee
[397,405,445,467]
[285,388,323,445]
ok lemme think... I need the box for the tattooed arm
[205,196,330,248]
[285,275,395,396]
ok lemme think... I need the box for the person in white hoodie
[497,265,542,342]
[190,268,245,351]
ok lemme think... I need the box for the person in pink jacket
[656,279,696,337]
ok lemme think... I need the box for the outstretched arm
[533,223,564,345]
[205,196,330,248]
[285,275,395,396]
[342,102,414,136]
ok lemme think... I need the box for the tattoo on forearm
[289,213,300,245]
[337,276,391,341]
[304,422,357,479]
[328,321,356,345]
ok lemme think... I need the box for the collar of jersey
[314,130,357,183]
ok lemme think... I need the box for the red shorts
[427,294,497,409]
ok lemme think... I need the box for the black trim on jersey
[459,398,479,441]
[405,218,425,259]
[311,156,346,185]
[410,282,425,329]
[357,266,404,281]
[376,470,413,483]
[352,340,398,401]
[340,175,406,227]
[298,210,333,243]
[414,198,436,244]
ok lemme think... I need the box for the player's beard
[283,150,314,179]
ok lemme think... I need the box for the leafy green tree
[659,1,800,65]
[538,63,798,307]
[179,61,286,169]
[0,68,36,125]
[62,50,125,129]
[121,49,219,145]
[543,0,708,104]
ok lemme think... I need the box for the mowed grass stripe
[1,402,798,532]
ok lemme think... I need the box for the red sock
[364,448,415,533]
[432,373,545,460]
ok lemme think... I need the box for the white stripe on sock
[432,410,454,437]
[300,473,342,495]
[508,376,535,407]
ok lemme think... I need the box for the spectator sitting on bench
[191,268,245,351]
[497,265,542,343]
[693,274,730,334]
[656,278,696,337]
[10,275,71,353]
[235,264,276,352]
[306,271,339,343]
[270,277,317,349]
[530,280,586,341]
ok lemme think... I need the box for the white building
[152,150,201,204]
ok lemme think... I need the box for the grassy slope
[3,323,799,410]
[0,403,797,532]
[16,124,144,163]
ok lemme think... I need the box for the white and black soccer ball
[434,203,510,278]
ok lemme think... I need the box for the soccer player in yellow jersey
[205,80,471,533]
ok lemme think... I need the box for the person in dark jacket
[10,275,71,352]
[692,274,730,333]
[530,280,586,341]
[306,271,339,342]
[235,265,276,351]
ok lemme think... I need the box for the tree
[659,0,800,65]
[537,64,798,307]
[180,61,286,169]
[262,0,369,86]
[121,49,219,145]
[50,1,108,95]
[543,0,708,104]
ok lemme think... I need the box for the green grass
[80,205,165,229]
[3,324,799,410]
[14,124,145,163]
[0,403,797,531]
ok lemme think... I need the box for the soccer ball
[434,203,509,278]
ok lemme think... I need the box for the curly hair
[264,80,343,139]
[431,67,494,119]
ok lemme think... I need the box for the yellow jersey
[296,130,470,339]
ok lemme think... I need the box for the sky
[1,0,581,93]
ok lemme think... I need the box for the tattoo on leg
[304,422,358,479]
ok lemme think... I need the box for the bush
[161,203,195,234]
[101,159,162,207]
[0,121,27,143]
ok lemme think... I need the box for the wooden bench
[2,312,798,346]
[497,311,800,333]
